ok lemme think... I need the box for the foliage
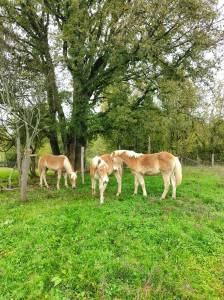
[0,0,223,164]
[0,167,224,299]
[86,135,113,165]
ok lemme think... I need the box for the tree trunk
[44,42,67,154]
[16,127,21,184]
[67,134,87,170]
[20,149,31,201]
[48,131,61,155]
[30,157,37,177]
[67,79,88,169]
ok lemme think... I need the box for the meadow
[0,166,224,299]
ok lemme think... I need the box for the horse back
[39,154,66,170]
[157,152,175,170]
[138,152,175,173]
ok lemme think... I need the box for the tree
[1,0,222,168]
[44,0,221,167]
[0,0,65,154]
[0,58,42,201]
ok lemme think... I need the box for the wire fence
[0,153,224,169]
[181,155,224,167]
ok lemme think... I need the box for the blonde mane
[114,150,142,158]
[63,157,74,174]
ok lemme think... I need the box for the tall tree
[1,0,222,168]
[0,0,66,154]
[0,58,42,200]
[45,0,221,167]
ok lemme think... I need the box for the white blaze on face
[70,171,77,188]
[98,160,109,184]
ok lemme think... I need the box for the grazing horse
[38,154,77,189]
[90,154,123,204]
[111,150,182,199]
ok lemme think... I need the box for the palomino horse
[38,154,77,189]
[90,154,123,204]
[111,150,182,199]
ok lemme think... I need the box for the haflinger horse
[111,150,182,199]
[90,154,123,204]
[38,154,77,190]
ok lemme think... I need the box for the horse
[38,154,77,190]
[111,150,182,199]
[90,154,123,204]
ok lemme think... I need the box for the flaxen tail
[174,157,182,186]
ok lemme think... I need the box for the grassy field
[0,167,224,299]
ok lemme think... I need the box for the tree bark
[67,80,88,169]
[43,39,68,154]
[48,131,61,155]
[16,127,21,184]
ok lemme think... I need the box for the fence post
[81,146,85,184]
[148,136,151,153]
[211,153,214,167]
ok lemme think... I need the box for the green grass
[0,167,224,299]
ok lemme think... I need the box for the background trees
[0,55,43,199]
[0,0,223,168]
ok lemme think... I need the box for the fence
[1,152,224,170]
[0,161,16,168]
[181,154,224,167]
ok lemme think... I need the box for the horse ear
[98,158,101,165]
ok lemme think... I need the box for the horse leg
[64,172,68,188]
[161,172,171,200]
[99,178,107,204]
[171,173,176,199]
[114,170,122,196]
[136,173,147,197]
[133,174,139,195]
[43,169,49,188]
[91,176,96,196]
[39,169,43,187]
[57,170,62,190]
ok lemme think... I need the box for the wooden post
[81,146,85,184]
[20,148,32,201]
[148,136,151,153]
[211,153,214,167]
